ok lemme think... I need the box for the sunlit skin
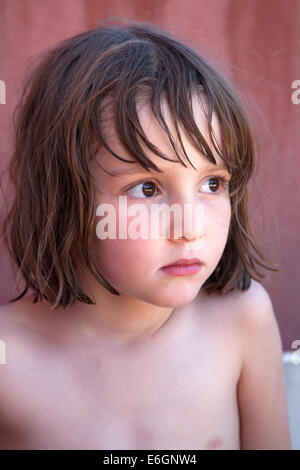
[70,92,232,347]
[0,92,292,450]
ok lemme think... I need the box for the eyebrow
[110,161,229,176]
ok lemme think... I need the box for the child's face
[90,93,231,308]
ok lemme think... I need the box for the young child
[0,19,291,450]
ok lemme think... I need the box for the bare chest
[0,326,241,450]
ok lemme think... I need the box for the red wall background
[0,0,299,350]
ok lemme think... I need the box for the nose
[162,201,206,242]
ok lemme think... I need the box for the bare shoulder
[194,279,278,373]
[228,279,278,341]
[234,278,274,318]
[0,295,60,365]
[0,296,63,401]
[0,294,60,331]
[228,280,291,449]
[232,279,278,351]
[0,296,39,362]
[0,297,28,333]
[0,295,39,334]
[196,278,274,328]
[197,279,291,449]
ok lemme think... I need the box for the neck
[54,267,179,349]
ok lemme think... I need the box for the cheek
[93,200,159,278]
[92,236,158,283]
[216,204,231,232]
[206,199,231,245]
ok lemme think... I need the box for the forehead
[92,91,223,175]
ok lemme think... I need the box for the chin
[148,286,202,309]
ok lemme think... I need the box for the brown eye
[208,178,220,192]
[201,177,228,194]
[126,180,159,199]
[142,181,156,197]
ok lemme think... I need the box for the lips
[162,257,202,267]
[160,258,203,276]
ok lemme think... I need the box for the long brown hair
[0,18,279,309]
